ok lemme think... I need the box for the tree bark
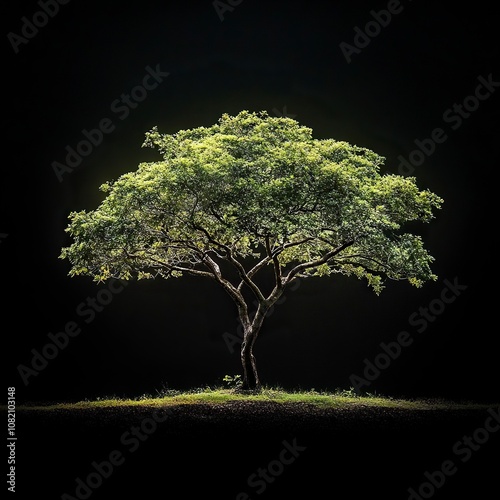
[240,327,261,390]
[239,294,282,391]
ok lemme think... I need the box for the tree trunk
[240,328,261,391]
[239,300,277,391]
[238,290,284,391]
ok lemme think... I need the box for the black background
[4,1,498,404]
[3,1,500,499]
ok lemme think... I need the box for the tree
[60,111,443,390]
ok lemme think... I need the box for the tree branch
[245,255,272,281]
[126,249,248,310]
[245,237,315,282]
[191,222,266,303]
[266,235,282,291]
[271,237,316,257]
[336,260,406,281]
[283,240,355,285]
[145,255,217,280]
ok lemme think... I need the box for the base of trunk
[239,379,262,392]
[241,338,261,391]
[240,364,261,391]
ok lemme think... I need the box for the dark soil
[14,402,499,498]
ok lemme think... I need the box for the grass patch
[13,387,495,412]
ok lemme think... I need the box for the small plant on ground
[222,374,243,390]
